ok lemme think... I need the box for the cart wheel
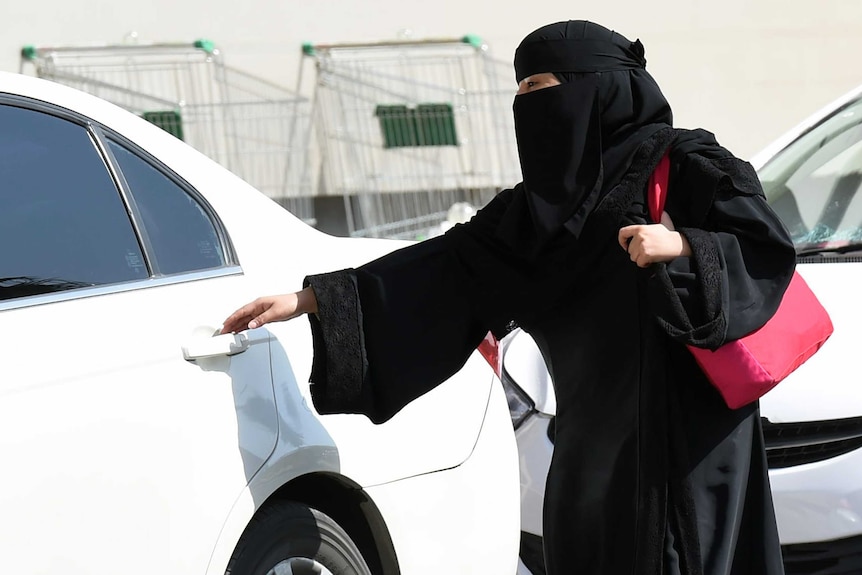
[225,501,373,575]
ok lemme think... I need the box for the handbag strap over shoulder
[647,152,671,223]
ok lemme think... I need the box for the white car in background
[505,85,862,575]
[0,71,520,575]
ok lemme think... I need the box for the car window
[760,98,862,249]
[107,140,226,275]
[0,104,148,301]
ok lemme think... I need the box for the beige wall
[3,0,859,159]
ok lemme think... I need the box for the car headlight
[501,368,536,429]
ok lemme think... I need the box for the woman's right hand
[617,211,691,268]
[220,287,318,334]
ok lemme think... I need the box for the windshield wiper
[796,242,862,257]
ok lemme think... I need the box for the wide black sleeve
[303,189,539,424]
[647,151,797,349]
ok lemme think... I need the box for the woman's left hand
[618,211,692,268]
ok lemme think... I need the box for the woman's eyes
[517,77,557,95]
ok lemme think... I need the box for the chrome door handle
[182,331,249,360]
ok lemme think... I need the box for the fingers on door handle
[183,331,250,361]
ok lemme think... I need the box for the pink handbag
[648,153,834,409]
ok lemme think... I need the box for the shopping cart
[300,35,521,239]
[20,40,314,223]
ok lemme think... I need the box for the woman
[222,20,794,575]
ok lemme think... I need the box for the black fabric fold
[304,270,372,416]
[644,130,796,349]
[647,230,728,351]
[305,237,491,424]
[507,76,604,254]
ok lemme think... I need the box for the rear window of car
[107,140,227,276]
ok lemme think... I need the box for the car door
[0,99,278,574]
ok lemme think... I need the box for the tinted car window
[0,105,148,301]
[108,140,226,275]
[760,98,862,249]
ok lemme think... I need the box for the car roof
[0,70,144,126]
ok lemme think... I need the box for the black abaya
[303,127,795,575]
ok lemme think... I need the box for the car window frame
[0,93,241,313]
[98,127,239,276]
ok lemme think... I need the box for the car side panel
[0,276,278,574]
[362,378,521,574]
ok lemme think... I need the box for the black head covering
[499,20,673,256]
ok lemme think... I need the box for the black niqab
[502,20,673,256]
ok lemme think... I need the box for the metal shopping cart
[20,39,314,223]
[300,35,521,239]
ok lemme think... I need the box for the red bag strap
[647,152,671,223]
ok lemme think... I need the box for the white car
[504,85,862,575]
[0,71,520,575]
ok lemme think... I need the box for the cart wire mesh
[301,36,521,239]
[20,40,315,223]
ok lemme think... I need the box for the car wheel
[225,501,373,575]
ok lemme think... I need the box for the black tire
[225,501,374,575]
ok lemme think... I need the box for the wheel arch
[252,471,401,575]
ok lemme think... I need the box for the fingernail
[249,320,258,329]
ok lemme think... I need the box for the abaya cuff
[677,227,727,349]
[303,270,372,416]
[647,227,727,350]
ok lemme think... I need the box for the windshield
[759,95,862,252]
